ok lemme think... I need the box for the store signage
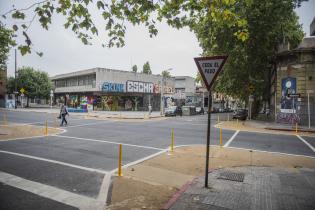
[102,82,124,92]
[153,85,174,94]
[126,81,154,93]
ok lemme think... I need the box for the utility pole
[160,76,164,116]
[14,49,17,109]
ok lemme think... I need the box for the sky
[1,0,315,78]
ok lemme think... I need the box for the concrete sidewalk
[169,166,315,210]
[217,120,315,136]
[242,120,315,132]
[106,146,315,210]
[1,108,162,119]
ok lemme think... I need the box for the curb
[86,115,164,120]
[265,127,315,133]
[162,178,196,210]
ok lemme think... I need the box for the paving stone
[171,167,315,210]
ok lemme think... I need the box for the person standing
[60,104,69,126]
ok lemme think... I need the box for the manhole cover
[217,171,245,182]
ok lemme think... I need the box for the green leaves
[201,0,304,104]
[0,24,15,69]
[12,25,18,31]
[142,62,152,74]
[18,45,31,56]
[36,52,44,57]
[2,0,264,54]
[11,10,25,19]
[8,67,52,99]
[97,1,105,9]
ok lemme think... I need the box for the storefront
[51,68,175,112]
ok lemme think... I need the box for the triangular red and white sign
[194,56,228,91]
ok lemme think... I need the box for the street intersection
[0,110,315,209]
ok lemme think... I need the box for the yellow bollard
[217,115,220,123]
[45,120,48,136]
[227,113,230,121]
[295,123,298,134]
[236,119,239,126]
[118,144,123,177]
[220,128,223,147]
[171,128,174,152]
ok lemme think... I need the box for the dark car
[232,109,248,120]
[165,106,182,117]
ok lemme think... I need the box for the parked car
[196,107,205,115]
[232,109,248,120]
[165,106,182,117]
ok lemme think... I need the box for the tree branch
[2,0,50,17]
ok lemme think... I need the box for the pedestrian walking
[59,104,69,126]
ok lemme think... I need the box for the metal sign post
[204,90,212,187]
[194,56,228,188]
[20,88,25,108]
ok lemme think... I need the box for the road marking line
[65,121,111,128]
[54,135,164,151]
[24,118,83,125]
[110,149,168,174]
[0,150,108,174]
[0,171,102,210]
[173,144,315,159]
[224,130,240,147]
[297,135,315,153]
[225,146,315,158]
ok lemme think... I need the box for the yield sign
[194,56,228,91]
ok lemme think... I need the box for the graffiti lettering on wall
[276,112,300,124]
[102,82,124,92]
[126,81,154,93]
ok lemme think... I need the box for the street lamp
[160,68,172,116]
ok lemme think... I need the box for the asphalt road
[0,110,314,210]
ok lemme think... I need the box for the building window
[55,74,95,88]
[55,80,66,87]
[78,76,85,86]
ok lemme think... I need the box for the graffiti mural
[280,77,296,111]
[276,112,300,124]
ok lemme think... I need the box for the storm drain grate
[217,171,245,182]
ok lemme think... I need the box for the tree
[132,65,137,73]
[7,67,52,107]
[142,61,151,74]
[195,72,205,87]
[194,0,304,109]
[1,0,251,55]
[0,23,15,69]
[161,70,171,78]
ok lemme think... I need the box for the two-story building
[51,68,175,111]
[275,36,315,126]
